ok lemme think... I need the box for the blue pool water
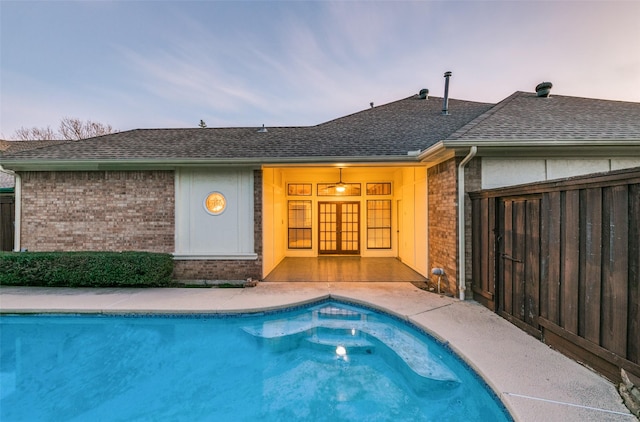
[0,300,511,421]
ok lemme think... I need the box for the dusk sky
[1,1,639,139]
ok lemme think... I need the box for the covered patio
[263,257,427,282]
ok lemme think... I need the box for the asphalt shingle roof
[0,96,493,162]
[0,139,69,154]
[1,140,69,187]
[2,91,639,165]
[448,91,640,141]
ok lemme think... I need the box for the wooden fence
[471,167,640,382]
[0,193,14,251]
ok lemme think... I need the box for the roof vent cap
[419,88,429,100]
[257,124,268,133]
[535,81,553,97]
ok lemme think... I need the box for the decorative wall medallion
[204,192,226,215]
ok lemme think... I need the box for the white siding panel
[481,159,546,189]
[611,159,640,171]
[175,168,254,257]
[547,159,610,180]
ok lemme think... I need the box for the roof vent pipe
[535,81,553,97]
[419,88,429,100]
[442,71,452,115]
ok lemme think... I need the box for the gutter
[0,165,20,251]
[0,154,422,171]
[457,146,477,300]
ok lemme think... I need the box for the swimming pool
[0,300,512,421]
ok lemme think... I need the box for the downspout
[0,165,20,251]
[457,146,477,300]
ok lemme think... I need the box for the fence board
[547,191,562,325]
[540,194,550,319]
[480,198,490,296]
[502,200,513,315]
[601,186,629,357]
[525,199,540,327]
[561,190,580,334]
[513,200,526,321]
[488,198,496,303]
[583,188,603,344]
[629,184,640,364]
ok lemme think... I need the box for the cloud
[3,0,638,136]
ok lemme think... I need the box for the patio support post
[457,146,477,300]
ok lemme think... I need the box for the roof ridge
[316,95,425,126]
[445,91,522,140]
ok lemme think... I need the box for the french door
[318,202,360,254]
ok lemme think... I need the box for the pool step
[316,306,363,320]
[243,304,461,390]
[305,329,376,355]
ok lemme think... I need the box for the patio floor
[0,283,633,421]
[263,257,428,282]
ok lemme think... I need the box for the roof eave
[417,139,640,161]
[0,155,422,171]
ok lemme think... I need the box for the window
[288,183,312,196]
[367,200,391,249]
[366,183,391,195]
[288,200,312,249]
[317,183,361,196]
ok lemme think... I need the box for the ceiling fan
[331,168,347,193]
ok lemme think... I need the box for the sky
[1,1,639,139]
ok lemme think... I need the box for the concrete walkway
[0,283,634,421]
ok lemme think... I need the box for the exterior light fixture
[204,192,226,215]
[334,168,347,193]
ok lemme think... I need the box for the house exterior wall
[482,158,640,189]
[174,169,263,280]
[19,171,174,252]
[427,158,458,295]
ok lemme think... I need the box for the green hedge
[0,252,174,287]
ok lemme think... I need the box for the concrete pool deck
[0,282,634,421]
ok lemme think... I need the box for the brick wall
[427,159,458,295]
[173,169,263,281]
[20,171,174,252]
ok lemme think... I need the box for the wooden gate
[497,195,542,338]
[0,194,15,251]
[471,167,640,382]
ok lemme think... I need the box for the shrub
[0,252,174,287]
